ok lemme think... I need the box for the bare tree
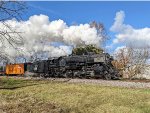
[113,46,149,79]
[0,1,27,63]
[112,47,129,75]
[90,21,109,48]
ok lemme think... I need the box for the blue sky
[25,1,150,28]
[22,1,150,53]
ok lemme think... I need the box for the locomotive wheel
[103,71,112,80]
[63,73,68,78]
[39,73,45,77]
[63,70,72,78]
[104,73,111,80]
[43,74,49,78]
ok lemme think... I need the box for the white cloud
[110,11,150,48]
[113,46,127,57]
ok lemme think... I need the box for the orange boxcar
[6,64,24,75]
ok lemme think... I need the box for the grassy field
[0,77,150,113]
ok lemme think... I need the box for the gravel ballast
[68,79,150,89]
[42,78,150,89]
[1,76,150,89]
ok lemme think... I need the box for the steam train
[1,52,119,80]
[29,52,119,80]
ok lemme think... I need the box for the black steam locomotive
[29,52,119,80]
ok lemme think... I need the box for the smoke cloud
[0,14,103,62]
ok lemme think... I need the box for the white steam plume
[0,14,103,62]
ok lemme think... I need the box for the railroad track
[1,76,150,89]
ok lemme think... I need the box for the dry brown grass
[0,77,150,113]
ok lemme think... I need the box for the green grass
[0,77,150,113]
